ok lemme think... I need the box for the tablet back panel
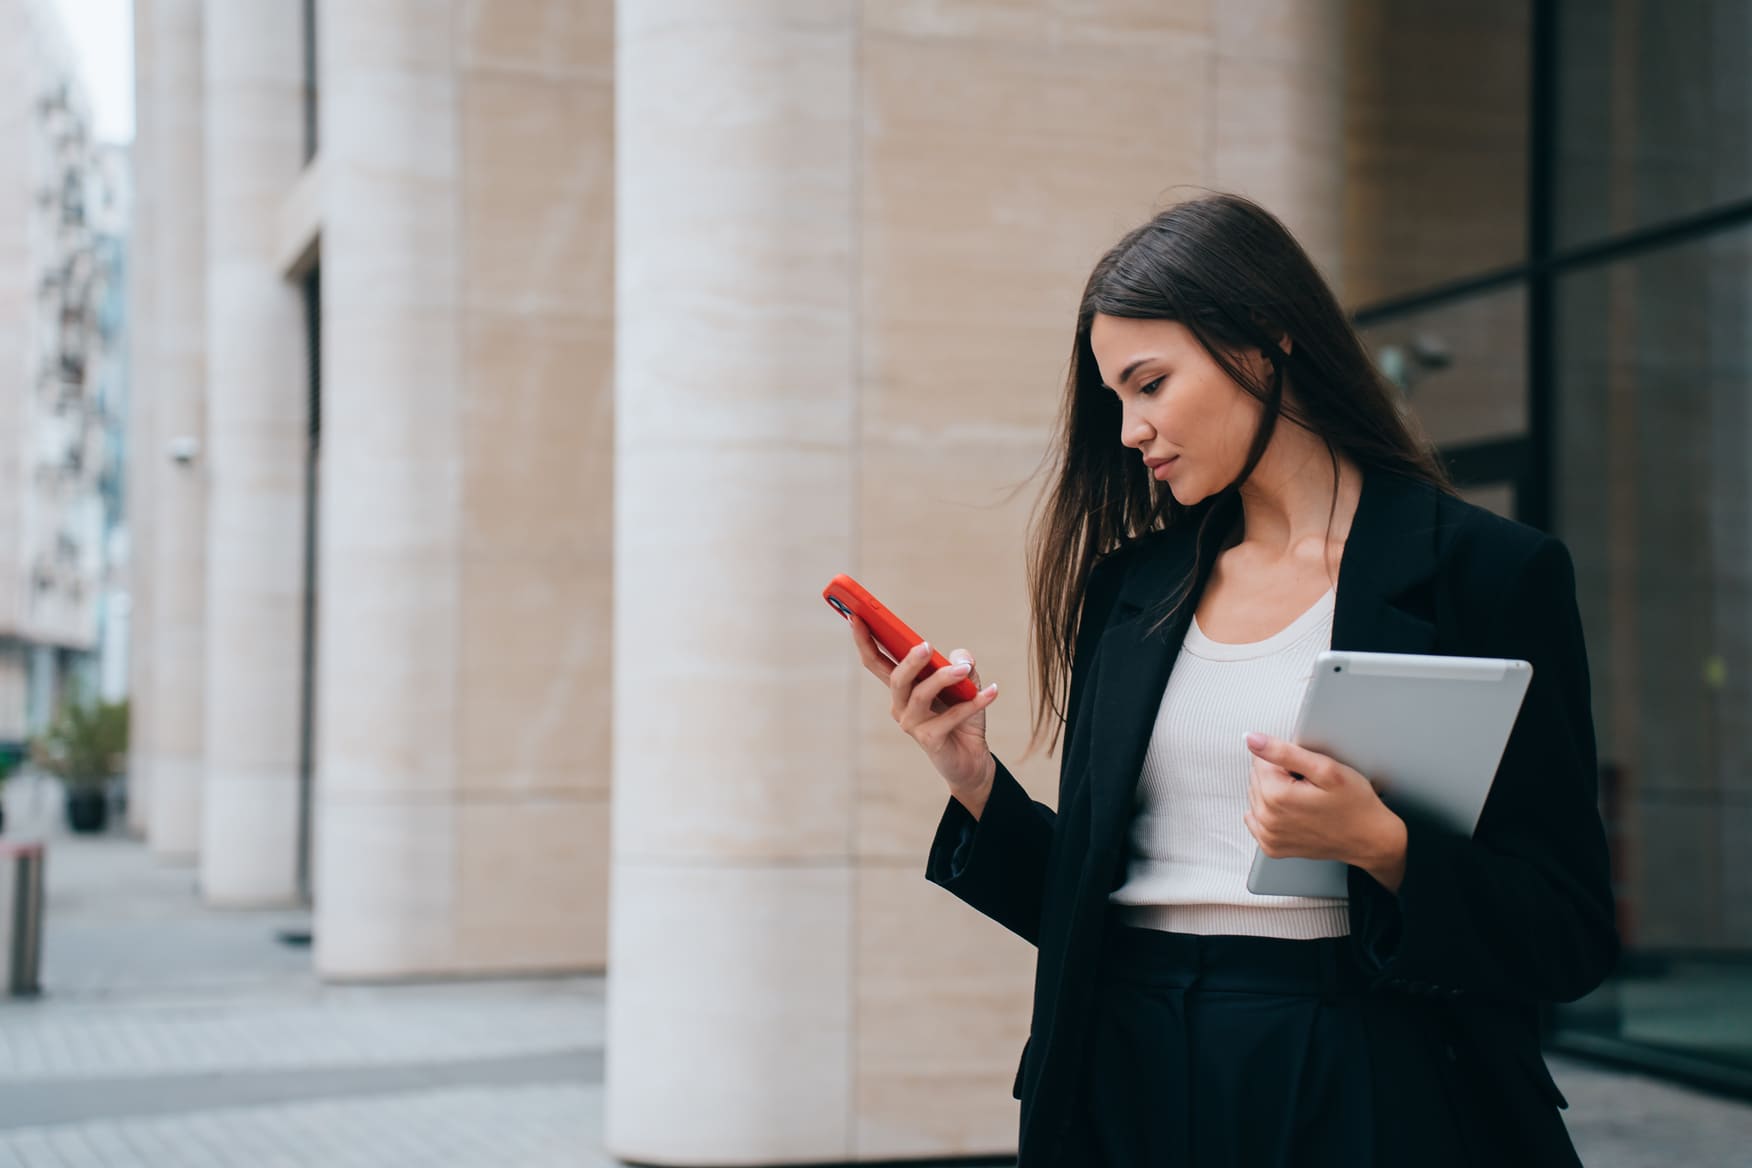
[1246,651,1533,899]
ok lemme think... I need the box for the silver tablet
[1246,650,1533,899]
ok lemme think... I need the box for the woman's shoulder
[1404,477,1567,573]
[1436,490,1562,567]
[1419,483,1578,621]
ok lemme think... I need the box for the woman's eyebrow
[1104,356,1156,393]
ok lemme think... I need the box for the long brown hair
[1022,192,1456,759]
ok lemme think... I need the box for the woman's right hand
[848,614,1001,818]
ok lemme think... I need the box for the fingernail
[1244,731,1266,750]
[949,663,971,675]
[984,682,998,695]
[918,641,930,655]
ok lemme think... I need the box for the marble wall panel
[854,863,1035,1158]
[1212,56,1347,289]
[459,0,613,79]
[455,554,610,797]
[451,0,616,970]
[453,797,609,969]
[863,0,1206,49]
[460,72,612,316]
[859,27,1211,438]
[850,433,1052,863]
[457,312,611,563]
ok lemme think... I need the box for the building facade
[0,0,126,775]
[122,0,1751,1163]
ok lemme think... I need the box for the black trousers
[1065,921,1377,1168]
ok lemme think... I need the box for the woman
[845,193,1617,1167]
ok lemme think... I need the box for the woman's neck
[1233,446,1362,562]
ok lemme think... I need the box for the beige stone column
[312,0,614,978]
[196,0,309,904]
[124,0,156,838]
[142,0,208,861]
[607,4,859,1159]
[311,0,463,976]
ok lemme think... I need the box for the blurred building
[121,0,1751,1164]
[0,0,127,773]
[88,143,134,708]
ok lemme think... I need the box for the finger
[888,641,935,716]
[894,640,933,686]
[1243,811,1279,856]
[925,675,995,731]
[946,648,980,683]
[904,675,1002,738]
[1244,732,1338,788]
[1252,766,1307,816]
[1251,761,1306,810]
[1251,768,1275,811]
[904,660,975,726]
[848,617,896,682]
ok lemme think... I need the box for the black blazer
[925,465,1618,1168]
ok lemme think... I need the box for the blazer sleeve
[1347,535,1620,1003]
[922,546,1132,946]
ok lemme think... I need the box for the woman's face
[1087,313,1268,506]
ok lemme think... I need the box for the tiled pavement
[1,779,1749,1166]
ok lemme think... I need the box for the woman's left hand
[1243,731,1409,893]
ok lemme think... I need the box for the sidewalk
[0,783,609,1168]
[1,783,1749,1167]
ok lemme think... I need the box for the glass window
[1342,0,1529,304]
[1550,224,1752,1074]
[1555,0,1752,250]
[1457,481,1516,520]
[1357,285,1527,448]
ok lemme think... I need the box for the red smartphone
[823,573,979,705]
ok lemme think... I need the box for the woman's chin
[1164,477,1202,507]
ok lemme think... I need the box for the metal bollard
[0,842,44,996]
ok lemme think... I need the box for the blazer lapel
[1084,465,1444,866]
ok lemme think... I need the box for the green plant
[30,697,129,790]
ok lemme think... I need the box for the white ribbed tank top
[1107,585,1350,939]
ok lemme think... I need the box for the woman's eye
[1138,377,1164,396]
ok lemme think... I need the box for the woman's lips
[1152,457,1178,480]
